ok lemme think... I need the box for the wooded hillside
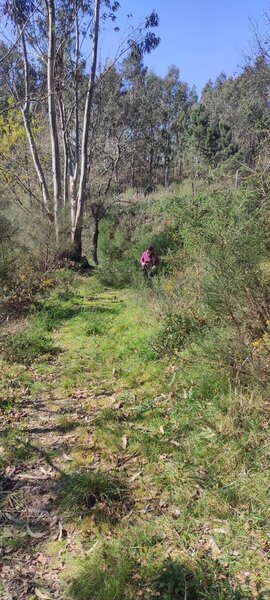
[1,2,270,599]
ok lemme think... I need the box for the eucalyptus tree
[232,58,270,168]
[200,63,269,170]
[86,64,128,264]
[120,46,148,189]
[160,65,190,185]
[1,0,159,259]
[138,70,163,185]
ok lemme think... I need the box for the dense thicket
[0,10,269,287]
[0,1,270,278]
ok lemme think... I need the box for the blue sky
[99,0,269,94]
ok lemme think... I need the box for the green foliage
[59,470,124,517]
[69,528,251,600]
[69,538,133,600]
[1,274,269,597]
[99,184,270,390]
[153,311,204,356]
[0,195,17,291]
[190,103,238,170]
[2,327,56,364]
[97,258,137,288]
[0,428,37,470]
[152,560,197,599]
[33,300,79,332]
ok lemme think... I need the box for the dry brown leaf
[62,452,73,461]
[37,554,48,566]
[5,466,16,475]
[34,588,51,599]
[129,470,142,483]
[40,466,52,475]
[112,401,124,410]
[26,523,46,539]
[73,390,88,399]
[121,435,128,449]
[17,473,47,480]
[213,527,228,535]
[170,506,181,518]
[209,537,221,559]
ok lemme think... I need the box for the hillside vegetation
[1,2,270,598]
[1,181,270,599]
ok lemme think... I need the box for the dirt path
[3,279,267,599]
[0,284,129,599]
[1,383,107,599]
[1,281,154,600]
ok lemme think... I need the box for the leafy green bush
[153,311,204,356]
[0,203,17,292]
[97,258,138,287]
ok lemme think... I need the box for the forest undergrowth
[1,3,270,596]
[0,256,270,599]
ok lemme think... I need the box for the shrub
[0,200,17,293]
[97,258,138,288]
[2,328,56,364]
[153,311,204,356]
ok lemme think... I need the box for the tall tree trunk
[70,0,80,237]
[164,159,169,187]
[131,150,135,188]
[164,135,170,187]
[20,32,53,222]
[70,170,78,245]
[72,0,100,260]
[58,95,68,207]
[194,152,199,179]
[91,214,99,265]
[46,0,62,244]
[149,143,153,184]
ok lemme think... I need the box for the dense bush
[0,206,17,292]
[153,310,204,356]
[98,185,270,387]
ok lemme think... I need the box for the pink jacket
[140,250,153,266]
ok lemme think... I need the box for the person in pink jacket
[139,246,159,277]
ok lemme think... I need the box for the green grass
[1,327,56,364]
[0,428,38,474]
[1,273,270,599]
[68,522,253,600]
[0,529,28,552]
[59,470,126,520]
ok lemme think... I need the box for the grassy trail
[0,277,167,599]
[0,276,269,599]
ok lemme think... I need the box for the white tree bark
[72,0,100,258]
[69,0,80,235]
[20,31,53,223]
[46,0,62,243]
